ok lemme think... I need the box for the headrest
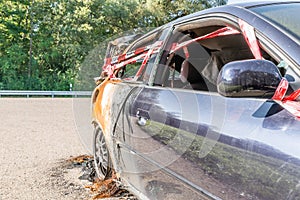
[180,60,189,83]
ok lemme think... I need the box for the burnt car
[91,1,300,199]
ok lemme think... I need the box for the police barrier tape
[99,19,300,118]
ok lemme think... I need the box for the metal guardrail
[0,90,92,98]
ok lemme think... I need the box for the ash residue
[47,155,137,200]
[46,156,92,200]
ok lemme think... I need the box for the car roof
[171,1,300,25]
[123,1,300,67]
[228,0,300,7]
[126,1,300,49]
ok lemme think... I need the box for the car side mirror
[217,59,282,98]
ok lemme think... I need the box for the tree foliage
[0,0,227,90]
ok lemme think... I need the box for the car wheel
[93,125,112,180]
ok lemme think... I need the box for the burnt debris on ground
[47,156,92,199]
[68,155,138,200]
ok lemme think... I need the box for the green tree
[0,0,30,89]
[0,0,227,91]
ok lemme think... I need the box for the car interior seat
[179,42,211,90]
[180,41,224,92]
[180,58,210,90]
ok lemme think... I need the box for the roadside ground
[0,98,133,200]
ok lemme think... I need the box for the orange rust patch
[92,78,121,133]
[67,154,92,163]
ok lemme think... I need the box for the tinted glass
[250,3,300,41]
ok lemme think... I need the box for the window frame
[117,26,170,85]
[151,14,292,95]
[152,15,246,91]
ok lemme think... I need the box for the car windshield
[249,3,300,42]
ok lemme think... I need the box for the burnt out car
[91,1,300,199]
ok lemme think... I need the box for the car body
[91,1,300,199]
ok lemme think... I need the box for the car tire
[93,125,112,180]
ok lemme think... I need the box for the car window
[116,58,143,80]
[115,28,166,82]
[249,3,300,42]
[157,25,253,92]
[156,19,282,94]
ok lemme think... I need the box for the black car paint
[100,2,300,200]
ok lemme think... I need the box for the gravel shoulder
[0,98,92,199]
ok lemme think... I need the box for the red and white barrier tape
[170,26,240,54]
[239,19,263,60]
[272,78,300,118]
[101,21,263,79]
[101,26,242,78]
[102,41,163,78]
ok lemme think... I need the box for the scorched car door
[121,84,300,200]
[115,21,300,200]
[115,85,221,200]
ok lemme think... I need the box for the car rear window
[249,3,300,41]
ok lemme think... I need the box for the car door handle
[137,116,147,126]
[136,110,147,126]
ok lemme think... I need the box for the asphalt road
[0,98,92,199]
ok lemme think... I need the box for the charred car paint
[92,2,300,200]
